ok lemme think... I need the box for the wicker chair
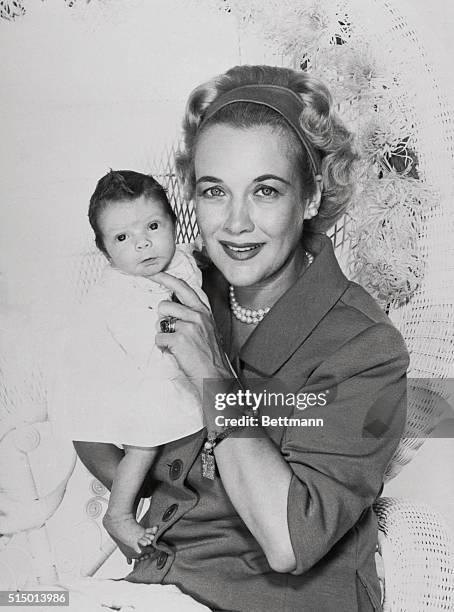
[375,498,454,611]
[1,2,453,609]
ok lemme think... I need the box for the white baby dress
[50,245,206,447]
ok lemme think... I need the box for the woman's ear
[303,182,322,220]
[303,201,320,220]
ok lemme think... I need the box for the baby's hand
[102,513,156,559]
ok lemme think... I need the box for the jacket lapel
[203,234,349,378]
[240,234,349,376]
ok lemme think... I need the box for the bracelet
[201,353,254,480]
[201,425,246,480]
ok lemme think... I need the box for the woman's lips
[220,241,264,261]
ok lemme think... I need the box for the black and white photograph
[1,1,453,610]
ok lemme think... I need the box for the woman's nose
[223,198,254,234]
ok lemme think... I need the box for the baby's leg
[102,446,158,557]
[103,513,157,557]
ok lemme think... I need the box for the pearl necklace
[229,251,314,324]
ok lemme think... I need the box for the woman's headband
[200,84,323,180]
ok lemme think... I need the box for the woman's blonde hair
[176,65,359,233]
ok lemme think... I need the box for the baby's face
[99,196,176,278]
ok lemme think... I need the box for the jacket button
[169,459,183,480]
[162,503,178,522]
[156,552,168,570]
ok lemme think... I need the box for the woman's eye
[202,186,225,198]
[116,233,127,242]
[148,222,159,230]
[255,185,278,198]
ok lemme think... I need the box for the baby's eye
[148,222,159,230]
[255,185,278,198]
[116,233,127,242]
[202,186,225,198]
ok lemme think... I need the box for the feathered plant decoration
[208,0,438,305]
[348,174,432,304]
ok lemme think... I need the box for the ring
[160,317,176,333]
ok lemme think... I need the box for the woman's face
[194,124,313,289]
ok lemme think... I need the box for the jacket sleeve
[282,322,409,574]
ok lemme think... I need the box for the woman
[75,65,408,611]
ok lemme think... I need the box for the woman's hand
[152,272,231,393]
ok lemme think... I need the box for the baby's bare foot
[138,526,157,547]
[103,513,150,555]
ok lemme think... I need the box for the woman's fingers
[155,319,199,345]
[152,275,229,389]
[157,299,203,321]
[155,319,220,387]
[151,272,205,310]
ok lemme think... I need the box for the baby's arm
[102,445,158,557]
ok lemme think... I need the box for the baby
[51,170,205,559]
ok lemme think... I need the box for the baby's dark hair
[89,170,176,255]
